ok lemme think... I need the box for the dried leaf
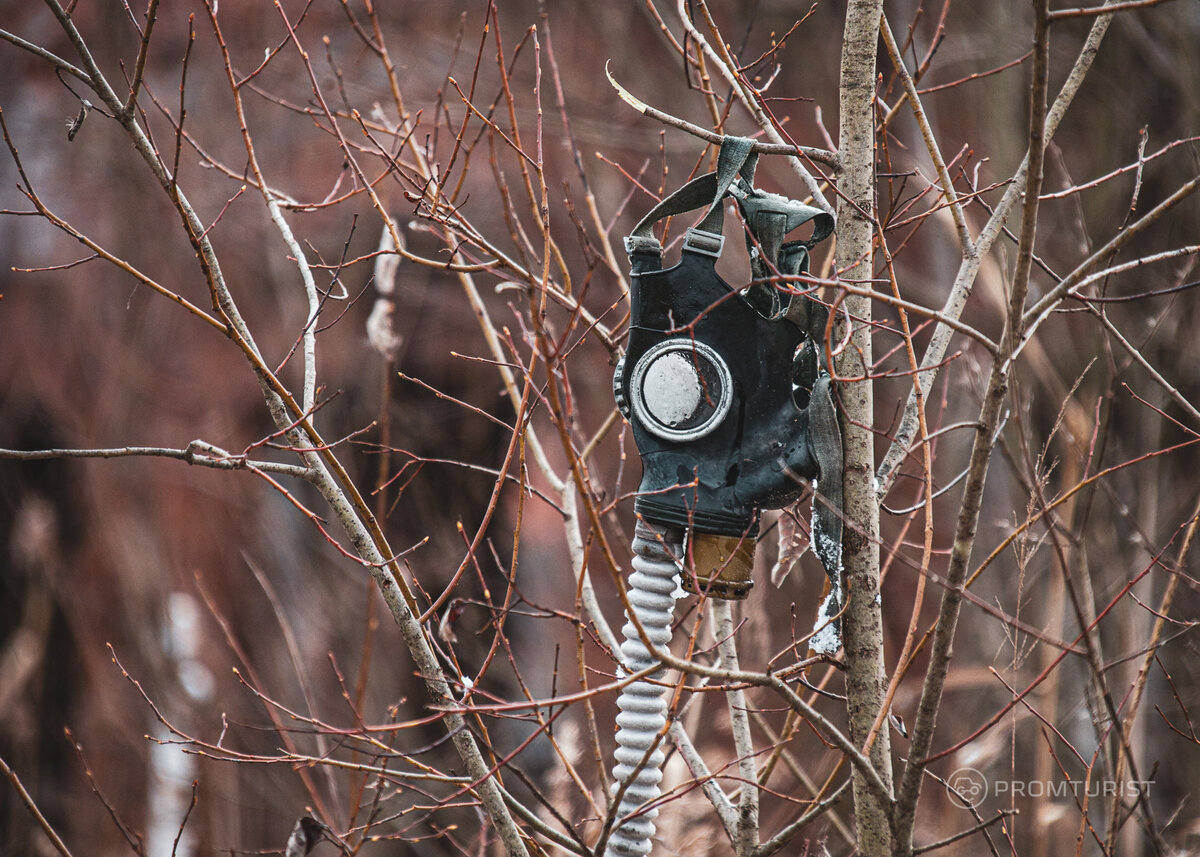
[770,507,810,587]
[438,599,467,644]
[284,816,324,857]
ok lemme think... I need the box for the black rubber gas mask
[614,137,843,602]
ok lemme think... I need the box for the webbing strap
[808,375,843,599]
[624,136,757,255]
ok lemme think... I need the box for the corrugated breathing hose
[605,519,684,857]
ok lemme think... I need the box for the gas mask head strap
[623,136,758,263]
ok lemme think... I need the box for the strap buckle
[683,228,725,258]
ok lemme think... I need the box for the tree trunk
[836,5,895,856]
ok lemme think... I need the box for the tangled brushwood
[1,2,1199,857]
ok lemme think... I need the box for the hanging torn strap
[736,186,834,321]
[809,377,843,572]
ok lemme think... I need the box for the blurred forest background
[1,1,1199,856]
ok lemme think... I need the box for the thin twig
[676,0,834,210]
[877,0,1124,497]
[124,0,160,114]
[1047,0,1171,20]
[0,756,76,857]
[880,14,971,253]
[893,0,1053,850]
[0,444,313,479]
[604,63,839,170]
[713,600,760,856]
[0,27,89,80]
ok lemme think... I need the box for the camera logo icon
[947,767,988,807]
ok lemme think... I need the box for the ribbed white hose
[606,520,684,857]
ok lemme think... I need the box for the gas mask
[614,137,843,605]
